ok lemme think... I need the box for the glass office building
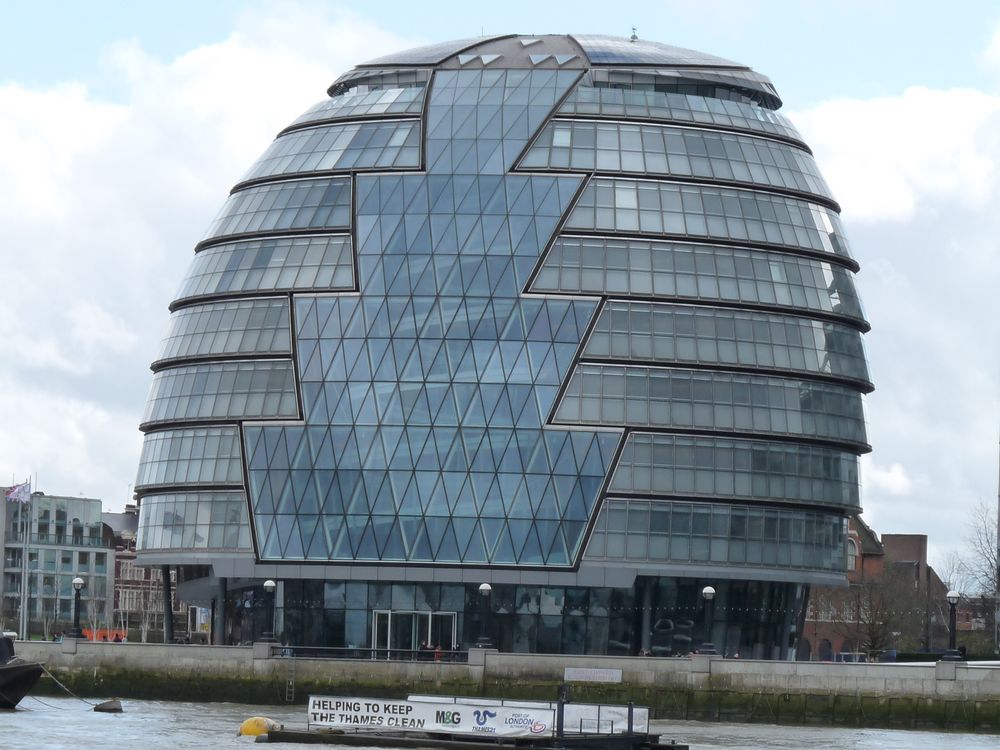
[136,34,870,658]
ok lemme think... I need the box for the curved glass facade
[554,364,867,447]
[156,298,291,365]
[141,360,299,426]
[136,34,871,660]
[137,491,252,551]
[136,426,244,489]
[289,87,426,129]
[175,235,355,302]
[585,498,847,572]
[566,177,851,261]
[530,236,866,325]
[202,178,352,242]
[520,120,832,201]
[241,119,421,183]
[584,302,870,387]
[609,433,860,510]
[557,86,803,143]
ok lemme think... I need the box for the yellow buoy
[238,716,281,736]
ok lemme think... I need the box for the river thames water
[5,697,1000,750]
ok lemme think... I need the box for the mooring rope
[40,664,97,706]
[28,693,72,710]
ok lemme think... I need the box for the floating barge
[259,728,688,748]
[256,693,688,749]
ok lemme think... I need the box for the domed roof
[570,34,745,68]
[360,33,747,69]
[361,35,509,66]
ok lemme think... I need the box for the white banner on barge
[307,696,554,737]
[410,695,649,734]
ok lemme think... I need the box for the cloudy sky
[1,0,997,571]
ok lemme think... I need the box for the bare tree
[137,583,159,643]
[962,499,999,599]
[839,582,895,652]
[41,600,54,641]
[948,499,999,653]
[938,550,972,593]
[828,563,927,654]
[86,597,108,639]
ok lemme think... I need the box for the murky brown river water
[4,697,999,749]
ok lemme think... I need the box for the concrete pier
[17,641,1000,731]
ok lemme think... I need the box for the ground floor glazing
[207,574,807,659]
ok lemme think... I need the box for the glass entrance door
[430,612,456,650]
[373,610,390,659]
[371,610,457,659]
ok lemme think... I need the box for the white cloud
[0,2,419,507]
[861,457,922,497]
[0,374,140,502]
[795,82,1000,557]
[789,87,1000,221]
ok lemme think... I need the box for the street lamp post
[699,585,718,655]
[260,579,277,643]
[941,590,962,661]
[475,583,493,648]
[71,577,85,639]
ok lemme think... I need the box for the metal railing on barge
[264,644,470,663]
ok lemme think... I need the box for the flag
[4,481,30,503]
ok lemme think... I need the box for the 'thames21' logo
[473,709,497,726]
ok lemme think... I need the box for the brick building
[802,519,949,660]
[103,504,181,641]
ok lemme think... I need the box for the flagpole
[19,479,30,640]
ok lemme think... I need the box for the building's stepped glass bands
[135,34,870,659]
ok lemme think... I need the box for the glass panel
[135,426,244,489]
[584,497,848,572]
[242,119,420,182]
[202,177,351,242]
[136,491,251,551]
[555,364,867,448]
[585,301,870,386]
[522,120,830,201]
[583,65,781,108]
[566,177,851,261]
[176,235,354,303]
[142,360,298,425]
[329,68,431,98]
[558,85,802,142]
[291,87,426,128]
[156,298,291,364]
[530,236,865,325]
[610,433,860,510]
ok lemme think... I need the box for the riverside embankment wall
[17,640,1000,731]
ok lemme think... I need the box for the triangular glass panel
[491,523,517,563]
[462,521,488,562]
[435,522,462,561]
[411,520,435,560]
[519,525,544,564]
[299,514,322,558]
[356,521,379,559]
[381,519,406,560]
